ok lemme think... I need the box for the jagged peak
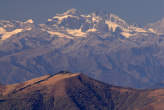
[56,8,80,17]
[146,17,164,34]
[50,9,81,23]
[64,8,78,15]
[109,13,127,25]
[41,9,161,39]
[25,19,34,24]
[153,17,164,24]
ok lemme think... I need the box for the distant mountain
[0,9,159,41]
[0,72,164,110]
[0,9,164,88]
[146,18,164,34]
[41,8,159,39]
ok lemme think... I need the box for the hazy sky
[0,0,164,25]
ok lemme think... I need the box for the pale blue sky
[0,0,164,25]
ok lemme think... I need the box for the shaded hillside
[1,33,164,88]
[0,72,164,110]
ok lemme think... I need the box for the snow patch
[47,31,74,39]
[53,15,78,24]
[148,28,157,33]
[48,19,53,22]
[81,14,91,18]
[63,8,77,15]
[0,29,23,40]
[110,14,127,25]
[87,28,97,32]
[121,32,133,38]
[66,29,86,37]
[0,27,6,34]
[53,15,74,21]
[25,19,34,24]
[105,20,118,32]
[91,13,102,23]
[25,27,32,31]
[133,27,147,33]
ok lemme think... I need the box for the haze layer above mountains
[0,9,164,88]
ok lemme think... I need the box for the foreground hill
[0,72,164,110]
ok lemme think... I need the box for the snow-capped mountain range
[0,9,163,41]
[0,9,164,88]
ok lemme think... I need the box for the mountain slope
[147,18,164,34]
[0,9,164,88]
[0,72,164,110]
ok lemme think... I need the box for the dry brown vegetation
[0,72,164,110]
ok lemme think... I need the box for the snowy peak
[0,19,34,41]
[0,20,15,30]
[0,28,23,40]
[50,8,81,22]
[43,9,159,38]
[62,8,80,16]
[25,19,34,24]
[146,18,164,34]
[0,9,162,40]
[109,14,128,26]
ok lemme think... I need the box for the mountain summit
[147,18,164,34]
[0,9,161,41]
[42,9,159,39]
[62,8,80,15]
[1,72,164,110]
